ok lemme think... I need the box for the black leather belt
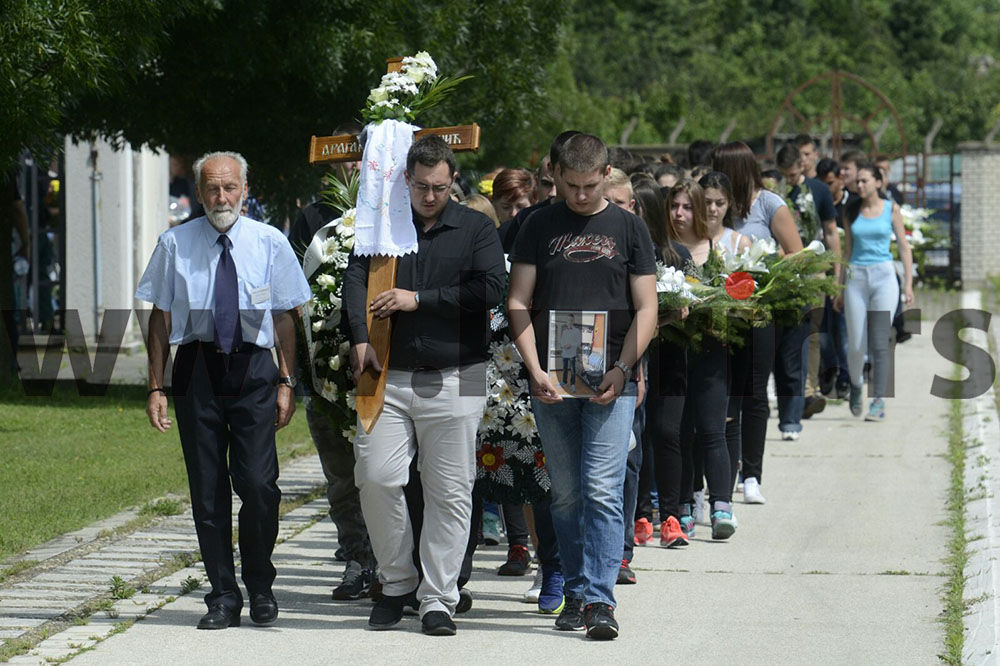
[182,341,265,355]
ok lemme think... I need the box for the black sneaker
[616,559,637,585]
[455,588,473,614]
[819,367,836,397]
[368,592,414,630]
[421,610,457,636]
[584,603,619,640]
[554,596,585,631]
[332,561,373,600]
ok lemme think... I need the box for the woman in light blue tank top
[834,162,914,421]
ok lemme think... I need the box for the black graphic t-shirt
[510,200,656,372]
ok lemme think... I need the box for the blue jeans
[532,386,637,608]
[820,297,850,388]
[775,317,808,434]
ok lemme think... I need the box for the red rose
[725,271,755,300]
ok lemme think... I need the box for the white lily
[804,240,826,254]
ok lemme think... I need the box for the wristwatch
[613,360,632,382]
[414,291,420,307]
[278,376,297,388]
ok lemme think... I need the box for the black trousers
[680,340,732,506]
[173,342,280,611]
[727,325,775,483]
[644,340,687,522]
[500,503,530,548]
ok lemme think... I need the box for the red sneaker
[660,515,689,548]
[497,543,532,576]
[633,517,654,546]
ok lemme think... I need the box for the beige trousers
[353,364,486,617]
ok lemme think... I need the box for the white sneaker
[523,569,543,603]
[692,489,706,524]
[781,431,799,441]
[743,477,767,504]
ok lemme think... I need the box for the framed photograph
[547,310,608,398]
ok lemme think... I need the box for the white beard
[205,194,244,232]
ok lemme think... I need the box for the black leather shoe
[421,610,456,636]
[197,604,241,630]
[249,592,278,625]
[369,592,411,630]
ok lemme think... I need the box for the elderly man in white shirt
[136,151,310,631]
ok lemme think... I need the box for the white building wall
[63,137,168,342]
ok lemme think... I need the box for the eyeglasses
[410,182,452,195]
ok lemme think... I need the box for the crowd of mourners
[312,131,913,638]
[139,131,913,640]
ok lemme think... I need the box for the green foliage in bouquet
[657,240,840,350]
[752,243,841,326]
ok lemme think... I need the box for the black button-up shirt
[343,200,506,371]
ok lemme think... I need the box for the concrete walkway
[5,329,961,664]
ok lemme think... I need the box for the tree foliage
[3,0,999,208]
[0,0,199,173]
[67,0,566,218]
[548,0,1000,156]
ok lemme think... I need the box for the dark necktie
[214,234,242,353]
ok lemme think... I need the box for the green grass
[0,559,38,584]
[939,393,967,665]
[0,383,312,562]
[138,498,184,517]
[108,575,136,600]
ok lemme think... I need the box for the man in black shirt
[815,157,852,399]
[344,135,505,636]
[817,158,849,228]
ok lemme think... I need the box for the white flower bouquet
[305,205,358,443]
[361,51,471,124]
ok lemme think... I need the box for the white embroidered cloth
[353,119,419,257]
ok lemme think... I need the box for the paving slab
[0,456,326,654]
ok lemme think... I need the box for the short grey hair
[193,151,248,189]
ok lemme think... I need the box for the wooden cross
[307,57,481,433]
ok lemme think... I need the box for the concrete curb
[961,289,1000,665]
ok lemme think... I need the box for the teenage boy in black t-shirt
[507,133,657,641]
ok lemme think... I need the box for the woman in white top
[697,171,750,497]
[711,142,803,506]
[699,171,751,256]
